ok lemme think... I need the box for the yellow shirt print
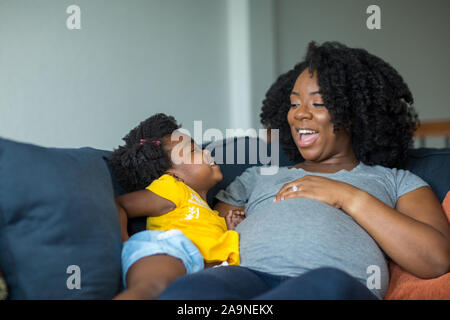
[145,174,240,265]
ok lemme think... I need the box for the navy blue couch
[0,136,449,299]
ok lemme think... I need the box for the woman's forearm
[343,190,450,278]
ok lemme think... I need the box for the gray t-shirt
[215,161,429,299]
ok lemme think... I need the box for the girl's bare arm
[115,190,175,241]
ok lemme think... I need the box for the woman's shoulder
[359,162,410,176]
[359,162,393,173]
[240,165,264,177]
[358,162,428,188]
[356,162,400,181]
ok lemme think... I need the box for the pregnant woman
[158,41,450,300]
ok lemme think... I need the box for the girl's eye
[290,104,300,108]
[313,103,325,107]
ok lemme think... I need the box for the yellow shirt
[146,174,240,265]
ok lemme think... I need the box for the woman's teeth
[298,129,318,134]
[297,129,320,147]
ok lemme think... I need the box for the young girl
[109,113,244,299]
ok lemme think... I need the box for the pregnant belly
[235,198,389,297]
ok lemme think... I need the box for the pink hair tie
[139,139,161,146]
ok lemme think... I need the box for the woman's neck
[295,155,360,173]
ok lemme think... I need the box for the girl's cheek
[192,153,203,165]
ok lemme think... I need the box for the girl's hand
[225,209,246,230]
[273,175,358,211]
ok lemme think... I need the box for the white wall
[1,0,448,150]
[274,0,450,147]
[249,0,277,130]
[0,0,231,149]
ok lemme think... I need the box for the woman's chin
[297,146,320,162]
[292,135,322,160]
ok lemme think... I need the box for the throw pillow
[384,190,450,300]
[0,138,122,299]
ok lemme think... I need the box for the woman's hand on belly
[273,175,360,211]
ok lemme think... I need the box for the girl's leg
[253,267,379,300]
[158,266,274,300]
[114,254,186,300]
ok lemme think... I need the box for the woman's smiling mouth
[296,127,320,147]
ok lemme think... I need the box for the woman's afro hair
[108,113,181,192]
[260,41,420,168]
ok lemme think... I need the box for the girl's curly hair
[108,113,181,192]
[260,41,420,168]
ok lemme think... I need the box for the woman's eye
[290,103,300,108]
[313,103,325,107]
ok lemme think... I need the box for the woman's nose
[293,103,313,120]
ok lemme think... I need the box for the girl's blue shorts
[121,229,204,288]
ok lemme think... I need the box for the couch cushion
[405,148,450,202]
[0,138,122,299]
